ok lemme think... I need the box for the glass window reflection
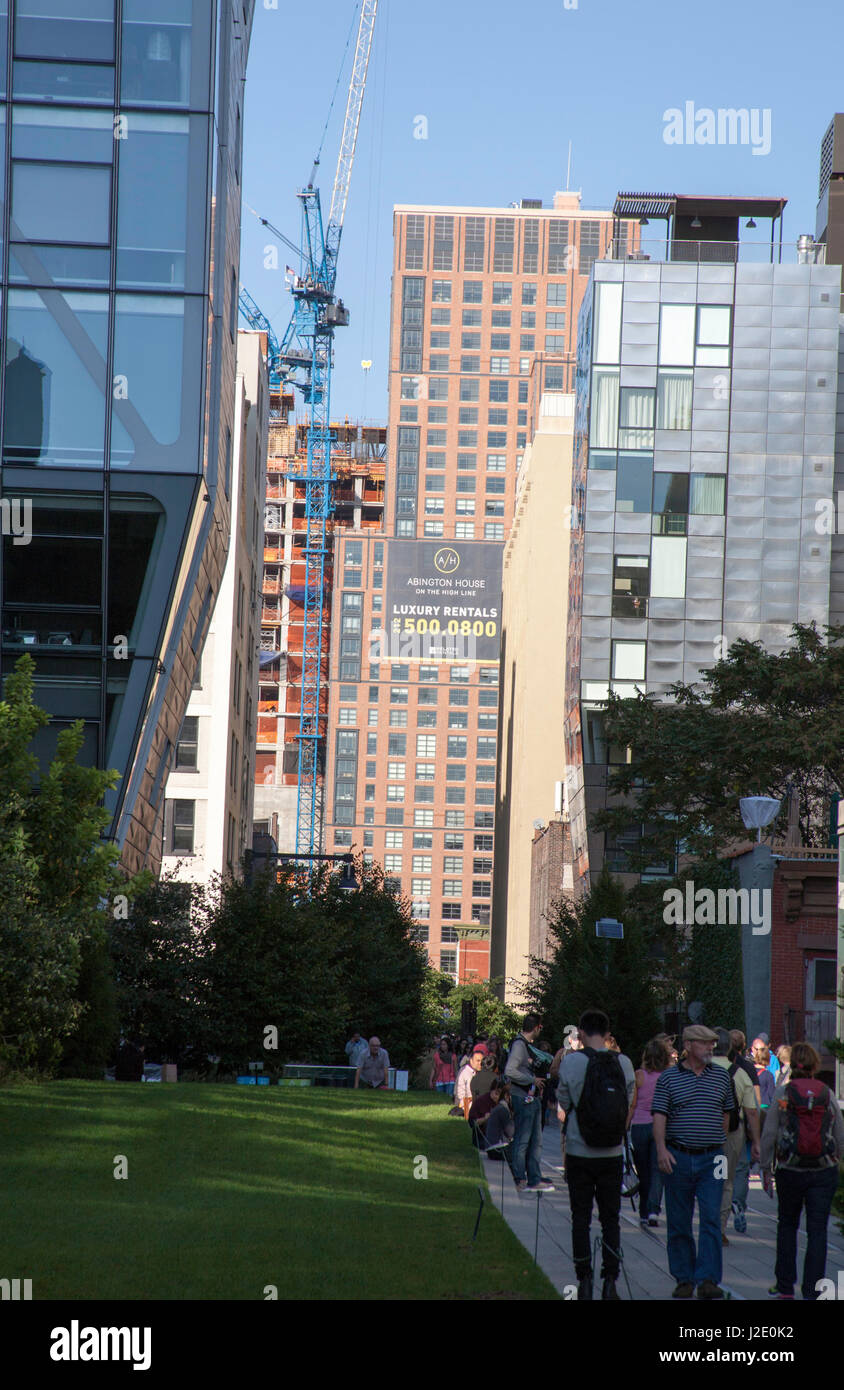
[13,61,115,104]
[117,114,189,288]
[3,289,108,467]
[122,0,193,107]
[111,294,202,469]
[15,0,115,62]
[12,105,113,162]
[12,163,111,244]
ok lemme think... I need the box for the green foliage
[109,876,208,1067]
[431,975,522,1041]
[111,859,430,1074]
[525,865,661,1060]
[684,860,746,1033]
[57,933,120,1079]
[0,656,129,1075]
[595,623,844,865]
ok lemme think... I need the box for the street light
[739,796,781,844]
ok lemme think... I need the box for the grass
[0,1083,558,1300]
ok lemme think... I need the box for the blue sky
[241,0,844,421]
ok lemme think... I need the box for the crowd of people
[411,1015,844,1302]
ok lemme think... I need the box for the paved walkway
[478,1116,844,1300]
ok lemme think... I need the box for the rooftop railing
[604,238,827,266]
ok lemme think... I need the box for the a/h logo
[434,546,460,575]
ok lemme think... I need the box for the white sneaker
[526,1179,555,1192]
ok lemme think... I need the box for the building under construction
[253,383,386,850]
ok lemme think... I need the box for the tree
[595,624,844,867]
[109,877,207,1068]
[683,860,746,1034]
[0,656,130,1074]
[526,865,661,1060]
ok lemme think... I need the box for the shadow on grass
[0,1084,558,1301]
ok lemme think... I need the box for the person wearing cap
[651,1024,736,1300]
[354,1036,391,1090]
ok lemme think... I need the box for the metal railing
[782,1006,837,1050]
[604,238,827,266]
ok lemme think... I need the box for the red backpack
[775,1079,837,1167]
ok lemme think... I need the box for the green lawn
[0,1083,558,1300]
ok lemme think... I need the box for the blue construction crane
[243,0,378,861]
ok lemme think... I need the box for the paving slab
[477,1117,844,1301]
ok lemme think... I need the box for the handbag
[621,1134,640,1198]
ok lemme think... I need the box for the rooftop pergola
[613,192,788,262]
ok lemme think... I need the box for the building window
[690,474,726,514]
[443,855,463,873]
[490,334,510,351]
[460,378,480,401]
[445,787,465,804]
[389,709,408,728]
[390,687,409,704]
[396,520,415,537]
[475,811,494,828]
[385,831,404,849]
[338,709,357,726]
[446,810,466,828]
[385,807,404,825]
[412,855,432,873]
[415,785,435,803]
[424,521,444,537]
[433,214,454,270]
[387,761,406,780]
[415,808,434,827]
[461,332,481,349]
[464,218,485,272]
[449,711,468,729]
[428,377,448,401]
[411,878,431,897]
[442,903,462,920]
[612,640,646,682]
[414,832,433,849]
[386,785,405,802]
[431,279,451,302]
[401,376,420,399]
[416,762,436,781]
[388,734,407,756]
[418,688,438,706]
[463,279,483,302]
[489,380,509,402]
[484,523,503,539]
[417,734,436,757]
[170,799,195,854]
[440,950,457,973]
[405,217,425,269]
[476,765,495,782]
[456,499,475,515]
[477,737,496,759]
[490,356,509,375]
[384,855,403,873]
[431,307,450,325]
[472,881,492,899]
[175,715,198,770]
[449,689,469,707]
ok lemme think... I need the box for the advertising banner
[382,540,503,664]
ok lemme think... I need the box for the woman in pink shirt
[629,1037,673,1229]
[430,1039,456,1098]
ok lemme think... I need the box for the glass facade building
[0,1,254,874]
[566,200,842,891]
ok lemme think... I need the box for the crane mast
[271,0,378,860]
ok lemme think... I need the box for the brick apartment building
[322,193,620,980]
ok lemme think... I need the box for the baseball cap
[472,1043,489,1057]
[682,1024,718,1044]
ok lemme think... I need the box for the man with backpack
[710,1027,760,1246]
[760,1040,844,1300]
[652,1024,735,1300]
[556,1009,636,1301]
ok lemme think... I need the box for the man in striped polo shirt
[652,1024,735,1300]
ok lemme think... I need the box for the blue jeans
[663,1146,725,1286]
[630,1122,664,1217]
[732,1138,751,1211]
[510,1089,542,1185]
[774,1165,838,1300]
[435,1081,454,1097]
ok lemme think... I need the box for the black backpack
[575,1047,629,1147]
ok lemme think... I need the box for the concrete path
[478,1116,844,1300]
